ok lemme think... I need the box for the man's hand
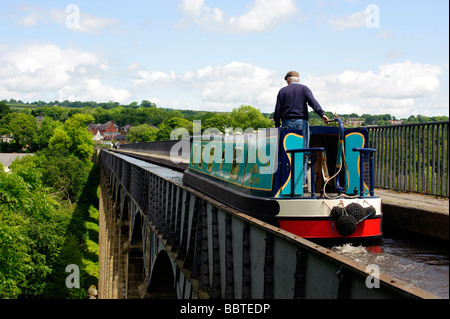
[322,115,329,123]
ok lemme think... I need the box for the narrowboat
[182,119,382,245]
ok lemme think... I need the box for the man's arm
[304,86,328,123]
[274,93,282,127]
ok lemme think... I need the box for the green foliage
[0,169,36,213]
[0,207,30,298]
[0,111,96,157]
[126,124,158,143]
[35,117,62,150]
[0,161,65,298]
[0,112,99,298]
[49,127,71,151]
[0,101,11,120]
[30,106,70,122]
[61,113,95,161]
[203,113,233,132]
[156,116,193,141]
[0,113,38,151]
[229,105,273,130]
[0,158,99,298]
[36,150,92,202]
[5,99,448,128]
[42,233,85,299]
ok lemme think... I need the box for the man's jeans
[282,119,309,185]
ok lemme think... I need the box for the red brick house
[88,121,120,140]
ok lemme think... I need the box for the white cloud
[58,79,131,103]
[132,61,281,112]
[328,4,381,30]
[195,62,279,105]
[133,70,177,88]
[177,0,299,33]
[0,43,99,91]
[304,61,444,117]
[132,60,447,118]
[0,43,130,103]
[15,5,120,34]
[1,42,446,118]
[328,9,367,30]
[378,30,394,39]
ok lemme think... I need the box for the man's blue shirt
[274,82,325,127]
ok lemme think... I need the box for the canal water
[332,227,449,298]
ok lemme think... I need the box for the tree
[0,157,64,298]
[0,101,11,120]
[0,205,30,298]
[128,101,139,108]
[408,115,418,123]
[35,150,92,202]
[49,127,71,153]
[229,105,273,131]
[126,124,158,143]
[34,117,62,151]
[0,113,38,151]
[363,114,374,125]
[156,117,192,141]
[49,113,94,162]
[203,113,233,133]
[141,100,156,108]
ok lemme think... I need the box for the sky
[0,0,448,119]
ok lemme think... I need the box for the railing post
[286,147,325,198]
[352,148,376,197]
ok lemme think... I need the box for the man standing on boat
[274,70,329,186]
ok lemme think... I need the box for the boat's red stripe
[278,218,382,238]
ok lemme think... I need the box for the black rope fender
[327,202,376,236]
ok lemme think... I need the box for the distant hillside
[2,99,448,127]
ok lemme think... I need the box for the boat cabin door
[280,130,305,197]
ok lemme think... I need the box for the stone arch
[130,209,143,247]
[147,251,177,298]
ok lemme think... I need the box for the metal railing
[367,121,449,197]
